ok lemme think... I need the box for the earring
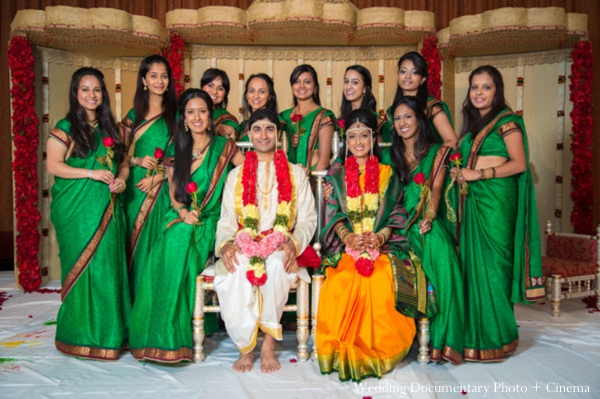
[185,123,189,132]
[144,85,148,91]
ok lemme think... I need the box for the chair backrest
[546,233,598,263]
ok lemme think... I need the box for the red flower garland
[242,151,258,208]
[163,32,185,97]
[8,36,41,293]
[569,41,594,234]
[274,150,292,204]
[421,35,442,100]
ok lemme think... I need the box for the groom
[214,109,317,373]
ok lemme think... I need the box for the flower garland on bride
[345,155,380,277]
[237,149,292,286]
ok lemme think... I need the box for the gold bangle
[490,167,496,179]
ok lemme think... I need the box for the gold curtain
[1,0,599,258]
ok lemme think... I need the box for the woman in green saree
[121,55,177,297]
[47,67,130,360]
[386,96,465,363]
[237,73,291,148]
[280,64,335,171]
[451,65,545,362]
[386,52,456,149]
[201,68,240,140]
[129,89,244,363]
[338,65,391,142]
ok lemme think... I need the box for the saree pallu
[50,118,130,361]
[458,111,544,362]
[280,107,335,169]
[317,162,415,382]
[213,108,240,139]
[129,137,238,363]
[121,109,171,297]
[400,144,465,363]
[386,97,453,144]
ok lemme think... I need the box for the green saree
[386,97,453,144]
[50,118,130,361]
[398,144,465,363]
[121,109,171,297]
[458,110,545,362]
[213,107,240,139]
[129,136,238,363]
[280,107,335,169]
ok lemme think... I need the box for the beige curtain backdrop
[2,0,599,262]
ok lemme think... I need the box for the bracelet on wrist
[88,169,93,179]
[175,205,186,216]
[477,169,483,181]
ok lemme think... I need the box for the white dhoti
[214,251,310,354]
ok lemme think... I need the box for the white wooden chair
[192,268,310,362]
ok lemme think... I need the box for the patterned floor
[0,271,598,398]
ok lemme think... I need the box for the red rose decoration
[185,182,198,194]
[102,137,115,148]
[413,172,426,186]
[569,40,594,234]
[337,119,345,129]
[355,257,374,277]
[291,114,303,123]
[246,270,267,286]
[154,148,165,159]
[449,153,463,167]
[9,36,41,292]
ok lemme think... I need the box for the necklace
[193,139,211,158]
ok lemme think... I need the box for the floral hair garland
[237,149,292,286]
[344,155,380,277]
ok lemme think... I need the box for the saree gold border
[215,113,238,127]
[201,140,239,211]
[55,339,123,361]
[130,346,193,363]
[466,111,514,170]
[121,117,133,150]
[457,110,513,243]
[62,202,113,301]
[49,128,72,148]
[406,146,450,232]
[127,113,162,157]
[304,110,328,175]
[498,121,520,137]
[464,338,519,362]
[318,345,410,381]
[50,128,76,160]
[426,98,443,120]
[431,345,463,364]
[128,181,163,269]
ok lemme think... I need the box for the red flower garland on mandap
[8,35,41,292]
[163,32,185,97]
[421,35,442,100]
[569,41,594,234]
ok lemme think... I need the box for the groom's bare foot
[233,351,254,373]
[260,334,280,373]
